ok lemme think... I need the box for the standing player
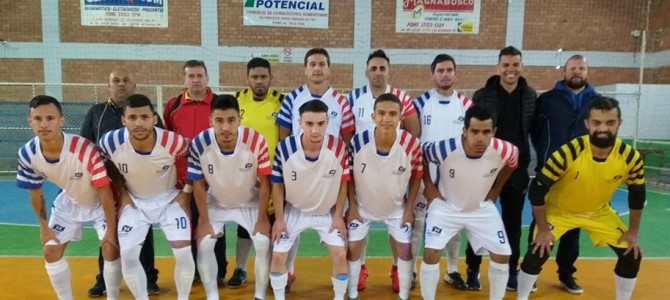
[189,95,272,300]
[467,46,537,291]
[163,60,227,285]
[269,100,350,300]
[99,94,194,300]
[420,106,518,300]
[516,97,645,300]
[347,49,420,291]
[18,95,121,300]
[528,54,600,293]
[277,47,355,143]
[345,93,423,300]
[412,54,473,291]
[229,57,284,289]
[80,67,161,296]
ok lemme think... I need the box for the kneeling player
[346,93,423,300]
[420,106,518,300]
[189,95,272,300]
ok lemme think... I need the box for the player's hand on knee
[195,221,216,244]
[618,231,643,259]
[330,215,347,241]
[101,231,119,251]
[40,227,60,246]
[271,219,288,244]
[401,209,415,227]
[531,229,554,258]
[253,217,271,237]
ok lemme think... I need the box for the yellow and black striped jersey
[537,136,645,214]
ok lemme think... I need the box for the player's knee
[489,253,510,264]
[423,248,441,264]
[614,249,642,279]
[519,250,547,275]
[100,242,120,261]
[251,233,271,251]
[397,242,413,261]
[330,247,347,264]
[169,240,191,249]
[42,245,65,263]
[120,245,142,269]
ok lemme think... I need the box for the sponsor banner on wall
[243,0,329,29]
[81,0,168,28]
[396,0,481,34]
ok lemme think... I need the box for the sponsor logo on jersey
[70,172,84,180]
[484,168,498,177]
[239,162,254,172]
[121,225,133,233]
[157,165,170,173]
[271,112,279,119]
[52,224,66,232]
[329,111,338,118]
[426,225,442,237]
[279,232,290,240]
[458,116,465,122]
[392,166,407,175]
[323,169,337,178]
[416,202,426,209]
[348,222,359,229]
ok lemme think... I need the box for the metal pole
[634,0,651,149]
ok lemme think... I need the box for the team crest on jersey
[120,225,133,233]
[271,112,279,119]
[416,202,426,209]
[458,116,465,122]
[157,165,170,173]
[279,233,290,240]
[239,163,253,172]
[348,222,359,229]
[329,111,338,118]
[323,169,337,178]
[70,172,84,180]
[484,168,498,177]
[609,175,623,182]
[392,166,406,175]
[52,224,65,232]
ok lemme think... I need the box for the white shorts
[424,199,511,256]
[117,200,191,250]
[207,203,259,237]
[347,216,411,243]
[48,192,107,243]
[273,204,345,253]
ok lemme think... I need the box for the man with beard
[413,54,474,291]
[529,55,599,294]
[81,67,161,297]
[466,46,536,291]
[347,49,420,292]
[516,96,645,300]
[99,95,195,300]
[229,57,284,290]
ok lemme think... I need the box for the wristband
[182,184,193,193]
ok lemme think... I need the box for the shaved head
[108,67,136,104]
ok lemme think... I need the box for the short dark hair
[247,57,272,75]
[498,46,522,61]
[464,106,496,128]
[183,60,208,76]
[123,94,156,115]
[29,95,62,115]
[210,94,240,114]
[431,54,456,73]
[564,54,587,69]
[373,93,402,111]
[298,99,328,116]
[367,49,390,65]
[304,48,330,66]
[589,96,621,119]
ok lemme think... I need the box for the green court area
[2,188,668,259]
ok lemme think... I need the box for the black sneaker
[443,271,468,290]
[559,276,583,294]
[465,268,481,291]
[227,268,248,288]
[506,270,518,291]
[87,276,106,297]
[147,281,160,295]
[411,272,417,290]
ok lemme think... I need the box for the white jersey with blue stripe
[348,84,417,134]
[99,127,188,206]
[17,133,109,208]
[422,136,518,212]
[271,134,350,215]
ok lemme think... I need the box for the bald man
[80,67,162,296]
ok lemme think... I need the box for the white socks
[270,272,288,300]
[615,274,637,300]
[332,274,348,300]
[488,261,509,300]
[287,235,300,274]
[252,233,272,300]
[445,233,461,274]
[121,245,148,300]
[103,259,122,300]
[45,257,73,300]
[397,258,413,299]
[515,270,538,300]
[197,237,219,300]
[420,261,440,300]
[172,246,195,300]
[347,259,362,298]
